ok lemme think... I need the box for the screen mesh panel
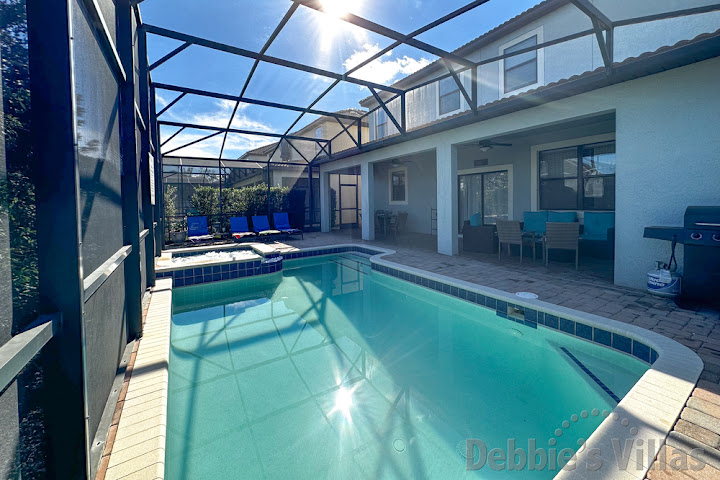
[73,0,124,277]
[82,268,127,439]
[72,0,128,443]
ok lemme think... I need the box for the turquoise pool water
[167,254,648,479]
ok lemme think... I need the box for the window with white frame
[389,167,407,204]
[499,27,543,96]
[438,76,461,116]
[376,109,387,139]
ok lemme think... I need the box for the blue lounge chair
[273,213,303,239]
[187,216,213,243]
[251,215,281,240]
[230,217,257,242]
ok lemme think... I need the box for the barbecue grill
[644,206,720,306]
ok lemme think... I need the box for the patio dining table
[375,212,397,237]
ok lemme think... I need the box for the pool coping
[103,278,172,480]
[111,243,703,480]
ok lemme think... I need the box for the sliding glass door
[458,170,509,230]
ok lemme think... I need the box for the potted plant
[164,186,187,244]
[169,219,187,244]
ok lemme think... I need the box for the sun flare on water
[330,386,357,422]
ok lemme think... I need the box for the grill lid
[684,206,720,230]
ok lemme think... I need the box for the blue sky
[142,0,541,158]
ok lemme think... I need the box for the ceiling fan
[460,139,513,152]
[477,139,512,152]
[388,158,412,167]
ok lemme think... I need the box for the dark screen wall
[0,0,160,477]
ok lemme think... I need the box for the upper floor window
[539,141,616,210]
[499,27,544,96]
[376,109,387,139]
[438,76,461,116]
[504,36,537,93]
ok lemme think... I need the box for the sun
[314,0,365,53]
[318,0,353,19]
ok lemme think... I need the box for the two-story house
[317,0,720,290]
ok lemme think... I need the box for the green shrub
[221,183,289,216]
[190,185,220,217]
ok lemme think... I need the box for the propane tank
[647,261,681,298]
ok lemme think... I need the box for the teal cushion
[469,213,482,226]
[548,211,577,223]
[523,211,548,233]
[583,212,615,239]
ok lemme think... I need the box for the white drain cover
[515,292,538,299]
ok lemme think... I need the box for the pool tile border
[371,261,659,365]
[156,246,378,288]
[156,259,281,286]
[145,243,703,480]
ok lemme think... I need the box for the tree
[1,0,37,326]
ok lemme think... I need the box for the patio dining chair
[544,222,580,270]
[496,220,536,263]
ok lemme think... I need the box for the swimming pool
[166,254,650,479]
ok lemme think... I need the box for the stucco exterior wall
[613,59,720,289]
[372,152,437,234]
[321,57,720,290]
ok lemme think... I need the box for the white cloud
[343,43,432,86]
[160,99,275,157]
[311,73,335,84]
[155,93,169,108]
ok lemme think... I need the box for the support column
[361,162,375,241]
[137,24,156,287]
[436,143,458,255]
[320,169,331,233]
[117,0,142,339]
